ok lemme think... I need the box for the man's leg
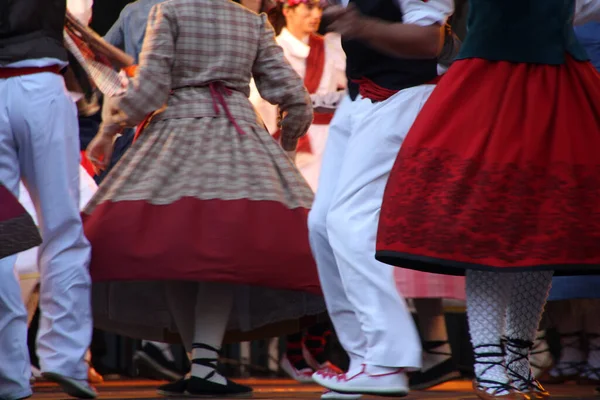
[325,87,437,370]
[13,72,93,383]
[0,77,33,400]
[308,96,367,371]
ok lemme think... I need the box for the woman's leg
[503,271,553,397]
[466,270,514,396]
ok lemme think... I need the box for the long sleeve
[574,0,600,25]
[251,14,313,151]
[110,2,176,127]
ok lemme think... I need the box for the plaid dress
[82,0,324,342]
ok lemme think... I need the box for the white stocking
[466,270,514,395]
[504,271,553,391]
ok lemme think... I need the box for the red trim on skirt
[82,197,322,295]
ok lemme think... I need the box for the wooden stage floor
[31,379,600,399]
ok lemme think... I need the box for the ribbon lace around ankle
[473,343,512,395]
[504,338,544,392]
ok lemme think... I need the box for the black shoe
[409,341,461,390]
[134,343,183,382]
[186,376,253,398]
[157,378,189,397]
[183,343,253,397]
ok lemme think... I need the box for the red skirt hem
[83,197,321,295]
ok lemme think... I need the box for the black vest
[458,0,588,64]
[342,0,438,100]
[0,0,67,66]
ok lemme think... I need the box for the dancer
[376,1,600,399]
[251,0,346,191]
[306,0,453,397]
[84,0,322,397]
[0,1,96,398]
[15,166,101,385]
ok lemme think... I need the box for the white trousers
[0,71,92,397]
[308,86,436,370]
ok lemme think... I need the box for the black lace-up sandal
[472,344,527,400]
[157,343,252,398]
[504,338,550,400]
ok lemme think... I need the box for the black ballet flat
[185,376,253,398]
[157,378,189,397]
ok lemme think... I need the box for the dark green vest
[457,0,589,64]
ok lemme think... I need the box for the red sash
[354,75,443,103]
[273,34,332,154]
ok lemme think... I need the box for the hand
[86,131,115,175]
[118,69,130,89]
[323,4,370,39]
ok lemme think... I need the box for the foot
[133,343,183,382]
[42,372,97,399]
[312,365,409,397]
[321,389,362,399]
[280,354,314,383]
[472,380,528,400]
[409,340,461,390]
[185,375,253,397]
[520,381,550,400]
[87,364,104,385]
[504,338,550,400]
[157,378,188,397]
[530,331,553,379]
[578,364,600,385]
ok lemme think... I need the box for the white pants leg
[7,71,93,380]
[0,253,31,399]
[0,79,32,399]
[316,86,436,369]
[308,96,368,370]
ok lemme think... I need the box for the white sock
[191,343,226,385]
[190,282,234,385]
[466,271,514,395]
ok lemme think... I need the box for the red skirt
[376,55,600,276]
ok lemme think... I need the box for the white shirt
[339,0,454,26]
